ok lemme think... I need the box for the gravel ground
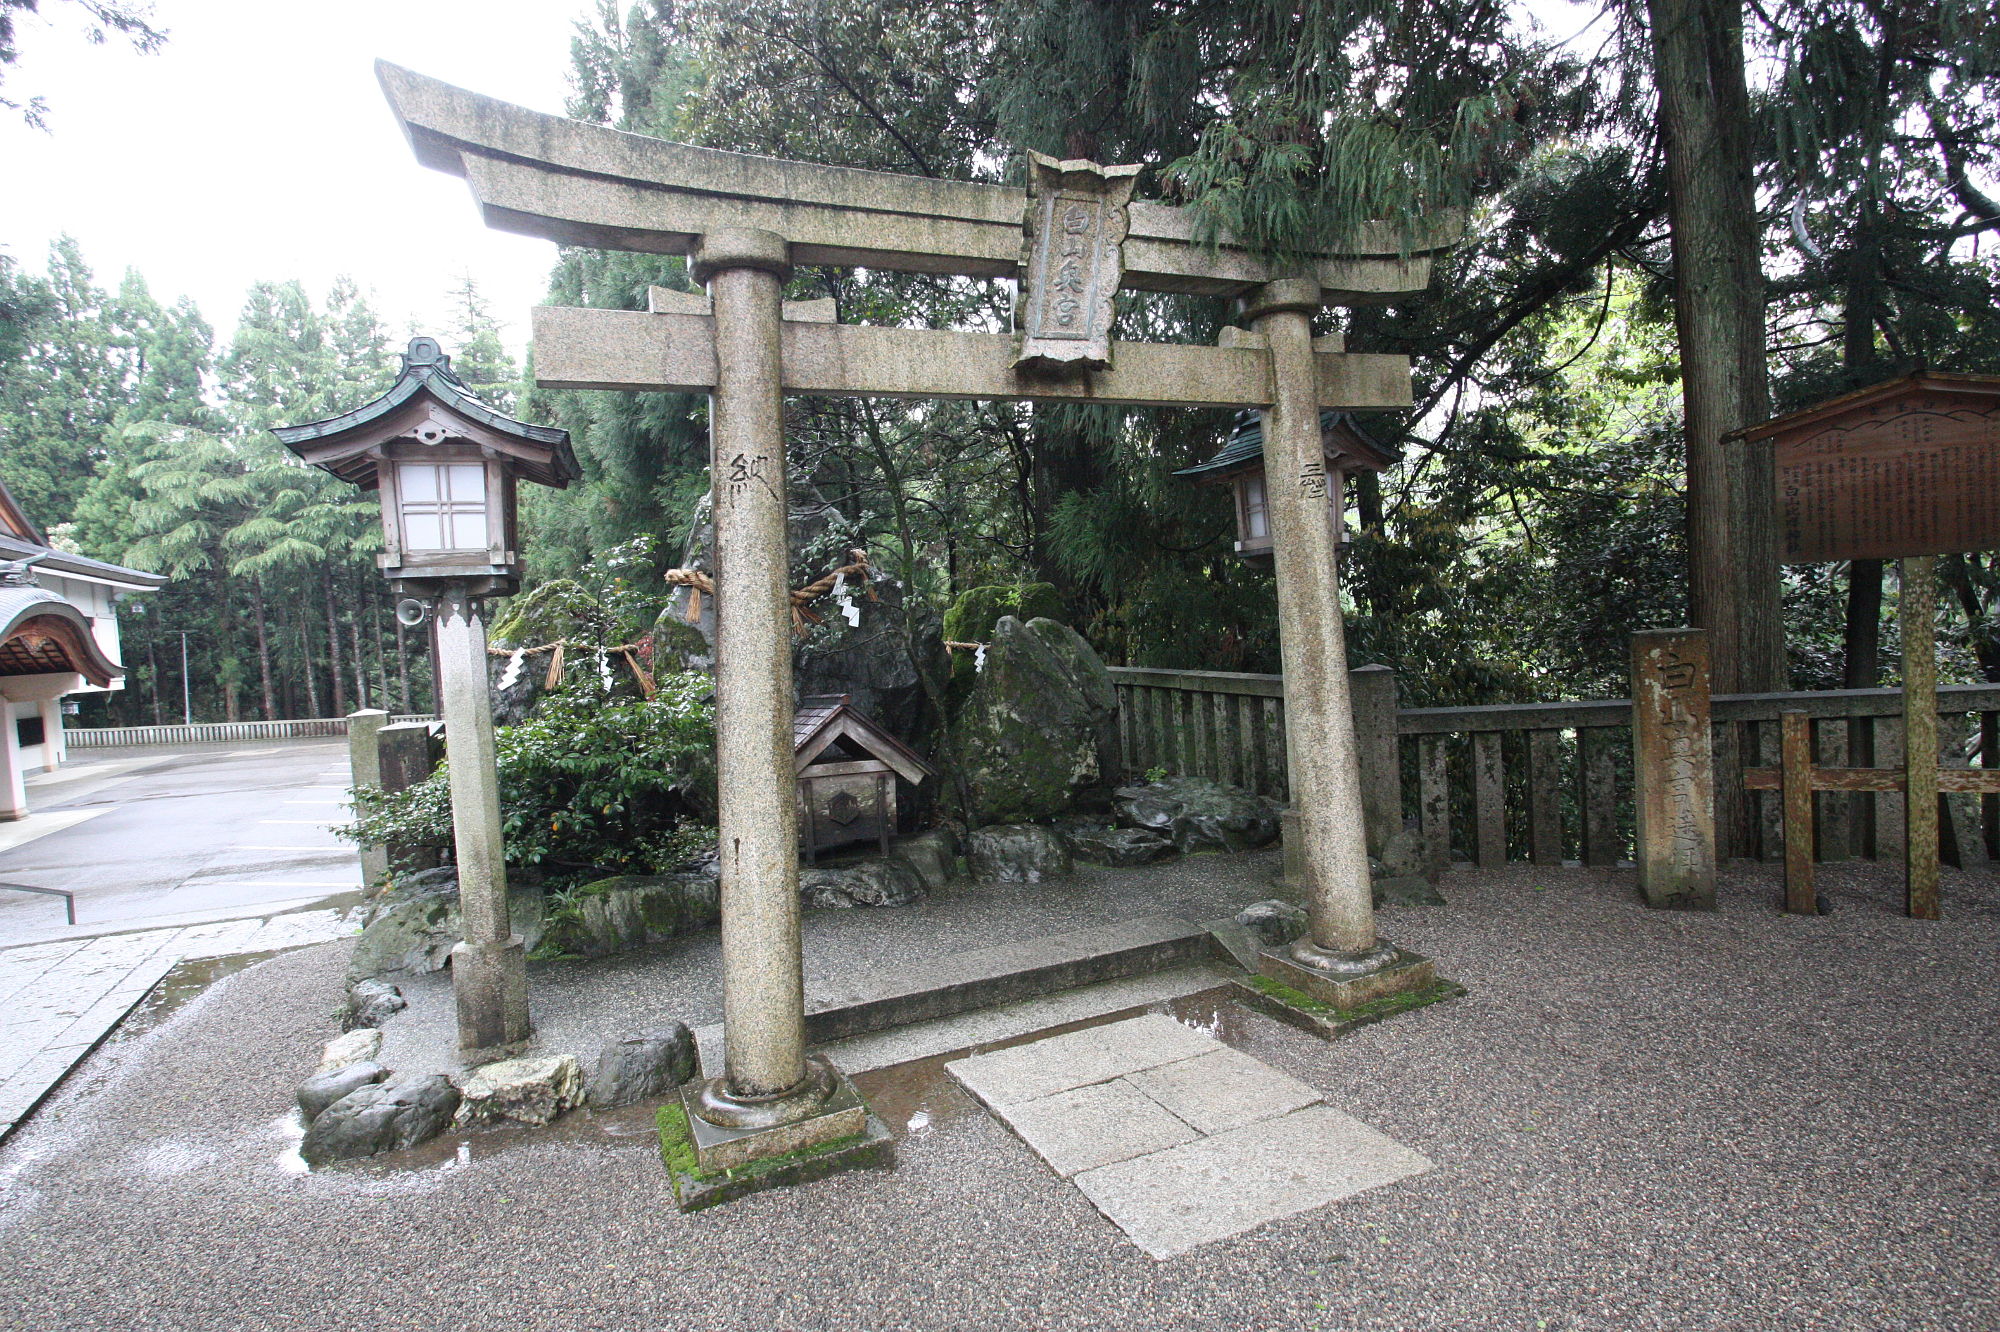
[1,855,1995,1332]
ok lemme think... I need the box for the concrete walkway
[0,907,358,1141]
[0,855,1993,1330]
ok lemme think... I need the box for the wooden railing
[69,715,437,748]
[1108,665,2000,868]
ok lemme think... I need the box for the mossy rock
[947,615,1119,825]
[943,583,1064,646]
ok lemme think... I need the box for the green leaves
[344,674,719,882]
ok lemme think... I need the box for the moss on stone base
[1240,974,1467,1039]
[656,1103,891,1210]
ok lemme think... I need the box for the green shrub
[343,673,717,882]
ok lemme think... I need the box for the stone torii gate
[379,63,1456,1167]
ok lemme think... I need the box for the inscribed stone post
[1631,629,1717,909]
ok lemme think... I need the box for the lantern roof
[271,337,581,490]
[1174,410,1401,483]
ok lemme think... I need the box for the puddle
[116,950,288,1041]
[337,1099,667,1178]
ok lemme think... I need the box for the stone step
[801,916,1215,1045]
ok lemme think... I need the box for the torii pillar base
[1257,942,1439,1013]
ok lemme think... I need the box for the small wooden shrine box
[794,694,935,860]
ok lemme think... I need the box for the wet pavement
[0,739,364,944]
[0,738,368,1145]
[0,855,1994,1330]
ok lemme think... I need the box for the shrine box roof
[793,695,935,784]
[1734,372,2000,563]
[271,337,580,490]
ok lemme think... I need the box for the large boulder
[964,824,1072,883]
[664,487,943,746]
[540,873,721,960]
[1114,777,1281,853]
[586,1026,699,1110]
[348,869,547,980]
[300,1075,460,1167]
[453,1055,586,1130]
[892,828,958,891]
[1063,824,1176,868]
[800,857,928,909]
[1234,899,1309,948]
[949,616,1120,825]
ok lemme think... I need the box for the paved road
[0,740,367,1143]
[0,740,364,945]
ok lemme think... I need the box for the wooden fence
[1109,665,2000,868]
[68,715,437,748]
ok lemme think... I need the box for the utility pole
[180,631,193,726]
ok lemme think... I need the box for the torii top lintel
[376,62,1456,303]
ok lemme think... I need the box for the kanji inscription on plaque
[1016,152,1141,375]
[1742,373,2000,562]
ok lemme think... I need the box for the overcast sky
[2,1,1608,362]
[0,0,596,356]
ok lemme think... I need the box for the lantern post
[273,337,580,1058]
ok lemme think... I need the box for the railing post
[1631,628,1717,910]
[347,708,392,886]
[1349,664,1401,858]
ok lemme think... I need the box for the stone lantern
[273,337,579,1058]
[1176,410,1399,558]
[276,338,577,597]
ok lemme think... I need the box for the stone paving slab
[948,1011,1432,1258]
[1072,1104,1434,1258]
[1125,1045,1321,1135]
[1000,1078,1200,1178]
[948,1012,1217,1108]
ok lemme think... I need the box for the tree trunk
[298,613,322,717]
[251,581,278,721]
[1648,0,1782,693]
[322,569,348,715]
[1841,215,1887,689]
[218,573,241,722]
[348,580,368,709]
[146,638,164,725]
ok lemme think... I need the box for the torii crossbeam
[380,61,1456,1174]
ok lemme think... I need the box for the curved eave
[0,594,120,688]
[271,369,580,489]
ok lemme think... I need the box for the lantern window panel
[1241,472,1270,540]
[398,462,490,552]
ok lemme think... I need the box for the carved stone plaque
[1631,628,1716,910]
[1750,376,2000,561]
[1015,152,1141,375]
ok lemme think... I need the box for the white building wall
[36,569,126,695]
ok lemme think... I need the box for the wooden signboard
[1737,372,2000,921]
[1737,372,2000,562]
